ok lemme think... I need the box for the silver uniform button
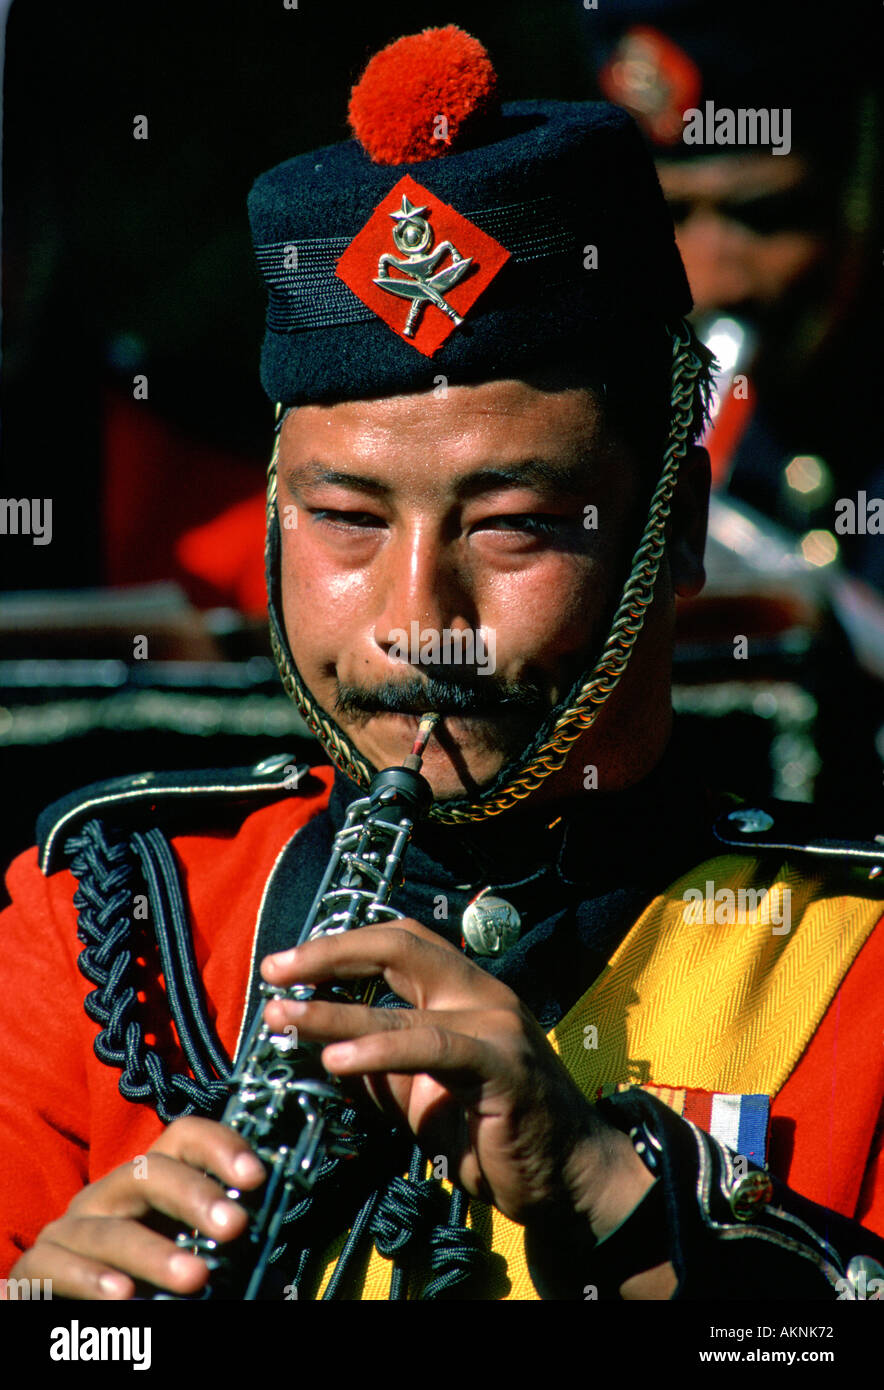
[843,1255,884,1300]
[727,808,775,835]
[461,894,521,957]
[727,1168,773,1220]
[252,753,292,775]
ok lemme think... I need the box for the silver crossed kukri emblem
[375,195,473,337]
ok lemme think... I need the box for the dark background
[2,0,600,592]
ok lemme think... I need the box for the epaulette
[712,800,884,881]
[37,753,318,876]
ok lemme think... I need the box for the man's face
[657,154,828,320]
[276,377,677,801]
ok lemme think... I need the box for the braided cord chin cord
[267,318,707,824]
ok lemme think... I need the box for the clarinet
[154,713,438,1300]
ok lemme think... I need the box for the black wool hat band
[254,194,573,336]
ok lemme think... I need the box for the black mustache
[334,675,547,717]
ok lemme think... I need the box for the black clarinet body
[154,731,436,1300]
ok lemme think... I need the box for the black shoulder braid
[41,754,313,1124]
[65,820,229,1123]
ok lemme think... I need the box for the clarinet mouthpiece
[368,711,439,820]
[401,711,439,773]
[368,765,434,821]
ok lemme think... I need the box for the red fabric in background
[704,375,757,489]
[103,389,266,613]
[174,494,268,617]
[770,917,884,1236]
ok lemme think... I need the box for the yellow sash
[323,855,883,1299]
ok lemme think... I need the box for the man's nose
[373,528,476,657]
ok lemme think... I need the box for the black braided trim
[66,819,229,1124]
[368,1149,491,1300]
[371,1174,449,1257]
[130,828,232,1085]
[421,1187,489,1299]
[320,1188,382,1301]
[252,1110,402,1300]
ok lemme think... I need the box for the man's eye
[311,509,383,529]
[474,514,565,536]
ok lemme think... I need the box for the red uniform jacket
[2,764,883,1277]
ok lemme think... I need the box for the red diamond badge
[336,174,510,357]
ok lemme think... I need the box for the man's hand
[7,1118,266,1300]
[262,918,652,1235]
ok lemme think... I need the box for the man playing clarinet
[2,26,883,1302]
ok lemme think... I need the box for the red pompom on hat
[348,25,499,165]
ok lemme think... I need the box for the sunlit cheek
[479,555,605,664]
[279,528,375,673]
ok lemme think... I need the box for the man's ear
[669,444,710,599]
